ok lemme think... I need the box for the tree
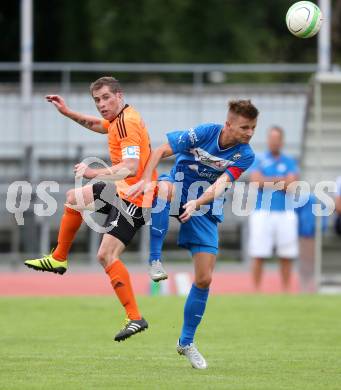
[1,0,340,69]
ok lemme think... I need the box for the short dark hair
[228,99,259,119]
[90,76,122,95]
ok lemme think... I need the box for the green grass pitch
[1,295,341,389]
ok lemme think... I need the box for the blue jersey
[249,151,298,211]
[164,123,255,222]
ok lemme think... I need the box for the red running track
[0,271,299,296]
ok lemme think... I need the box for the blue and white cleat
[149,260,168,282]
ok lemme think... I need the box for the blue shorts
[159,171,219,256]
[178,213,218,256]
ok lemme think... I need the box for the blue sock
[179,284,209,346]
[149,197,170,264]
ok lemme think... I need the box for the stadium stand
[0,83,308,263]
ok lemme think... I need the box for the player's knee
[97,246,121,268]
[195,274,212,289]
[97,248,109,267]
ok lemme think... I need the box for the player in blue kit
[248,126,299,291]
[129,100,259,369]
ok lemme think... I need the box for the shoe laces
[186,344,204,363]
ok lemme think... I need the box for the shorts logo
[110,220,119,227]
[188,164,219,180]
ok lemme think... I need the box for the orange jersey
[102,104,157,207]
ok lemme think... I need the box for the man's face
[226,113,257,144]
[92,85,123,121]
[267,129,283,155]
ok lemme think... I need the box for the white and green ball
[286,1,323,38]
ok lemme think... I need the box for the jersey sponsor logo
[122,146,140,159]
[189,147,234,170]
[188,164,220,180]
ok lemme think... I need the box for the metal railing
[0,62,326,264]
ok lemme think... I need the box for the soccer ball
[286,1,323,38]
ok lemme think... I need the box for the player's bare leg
[252,257,264,291]
[279,258,292,292]
[64,184,96,211]
[193,252,216,289]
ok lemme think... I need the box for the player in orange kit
[25,77,158,341]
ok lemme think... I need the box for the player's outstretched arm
[45,95,107,134]
[74,159,139,181]
[180,172,232,223]
[127,143,174,199]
